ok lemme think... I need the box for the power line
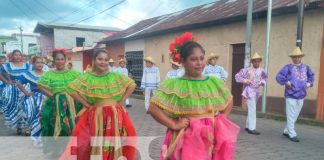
[34,0,60,18]
[169,0,181,12]
[19,0,47,20]
[69,0,126,26]
[87,3,133,26]
[105,13,133,25]
[47,0,98,24]
[9,0,31,19]
[147,0,163,16]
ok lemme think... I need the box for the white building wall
[125,39,145,52]
[13,34,39,55]
[53,28,106,49]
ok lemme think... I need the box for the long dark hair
[180,41,205,61]
[52,50,66,60]
[93,49,108,60]
[12,49,22,56]
[91,49,109,71]
[32,56,42,64]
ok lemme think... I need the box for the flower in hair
[53,48,68,54]
[169,32,198,62]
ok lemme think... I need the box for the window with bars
[76,37,85,47]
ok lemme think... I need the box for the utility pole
[261,0,273,113]
[296,0,305,49]
[244,0,253,68]
[19,26,23,53]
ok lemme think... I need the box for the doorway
[231,43,246,106]
[126,51,144,94]
[316,25,324,120]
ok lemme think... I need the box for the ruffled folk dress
[60,71,137,160]
[150,76,240,160]
[0,62,32,128]
[38,69,81,154]
[21,70,46,143]
[0,65,6,112]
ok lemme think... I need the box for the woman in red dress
[60,49,137,160]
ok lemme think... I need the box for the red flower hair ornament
[7,53,13,62]
[53,48,68,54]
[7,52,24,62]
[169,32,198,63]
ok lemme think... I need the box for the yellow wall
[144,9,323,100]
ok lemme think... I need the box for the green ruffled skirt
[41,92,82,155]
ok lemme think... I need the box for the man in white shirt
[109,58,116,72]
[165,60,182,80]
[116,58,132,107]
[141,56,160,112]
[203,53,228,81]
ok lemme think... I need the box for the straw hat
[289,47,304,57]
[170,60,181,67]
[207,53,219,61]
[46,55,53,61]
[118,58,126,64]
[251,52,262,60]
[144,56,155,64]
[108,59,115,63]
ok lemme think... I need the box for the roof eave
[100,3,322,43]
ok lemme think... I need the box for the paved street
[0,98,324,160]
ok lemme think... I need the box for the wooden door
[231,43,246,106]
[316,25,324,121]
[82,50,93,71]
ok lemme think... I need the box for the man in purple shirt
[235,52,268,135]
[276,47,315,142]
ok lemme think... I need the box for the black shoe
[126,105,132,108]
[289,136,300,142]
[245,128,249,132]
[16,128,22,135]
[247,129,260,135]
[24,130,31,136]
[283,133,289,138]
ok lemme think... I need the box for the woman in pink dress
[148,32,240,160]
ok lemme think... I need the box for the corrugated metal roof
[101,0,323,43]
[34,22,121,33]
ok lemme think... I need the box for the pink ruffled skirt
[161,115,240,160]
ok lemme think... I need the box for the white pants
[284,98,304,137]
[144,88,154,111]
[246,98,257,130]
[125,98,130,105]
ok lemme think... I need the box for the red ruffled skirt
[60,100,137,160]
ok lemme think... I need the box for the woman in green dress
[60,49,137,160]
[38,49,81,155]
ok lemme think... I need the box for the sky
[0,0,217,36]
